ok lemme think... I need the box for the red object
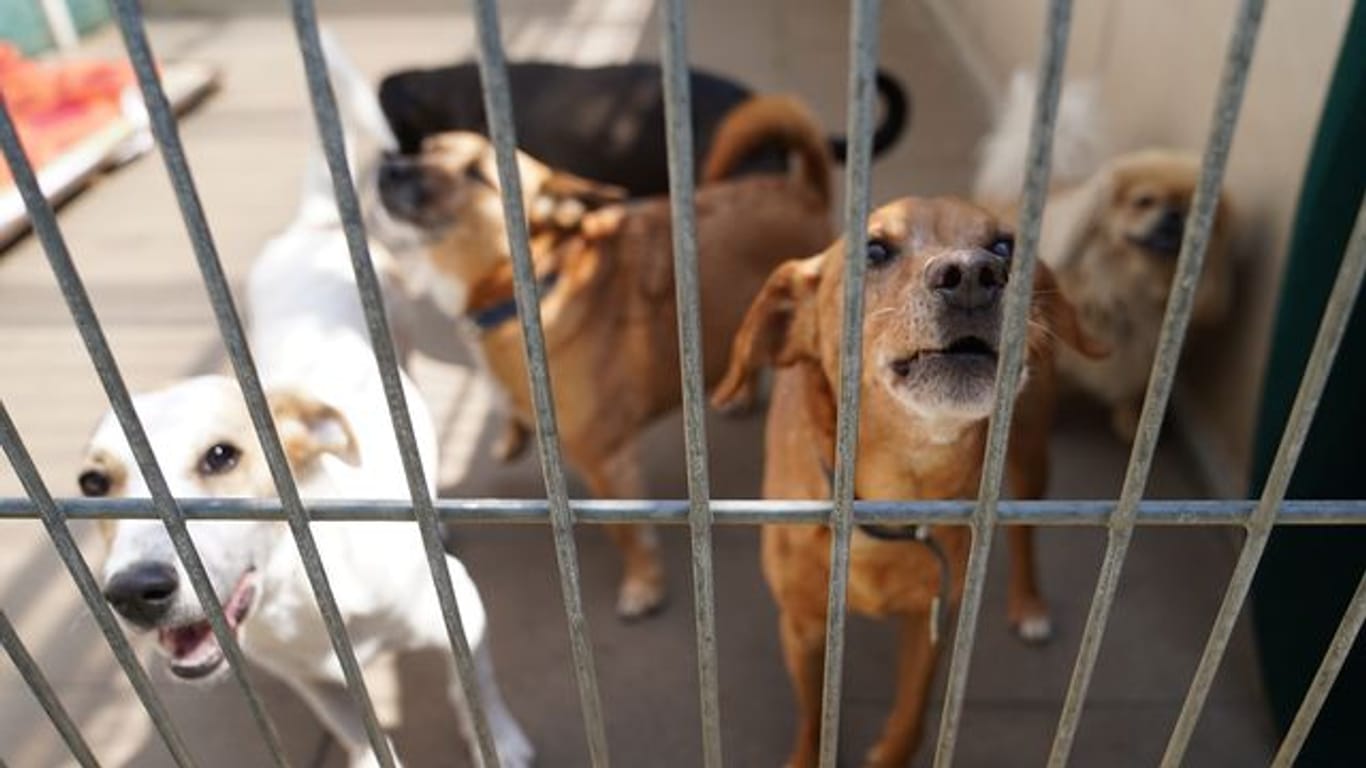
[0,43,135,185]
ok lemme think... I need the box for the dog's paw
[616,579,667,620]
[1014,613,1054,644]
[862,741,911,768]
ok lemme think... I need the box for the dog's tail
[295,29,398,226]
[827,70,910,162]
[972,70,1107,207]
[702,95,832,205]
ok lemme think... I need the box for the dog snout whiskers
[104,560,180,628]
[925,251,1007,310]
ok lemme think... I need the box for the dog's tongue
[160,622,216,662]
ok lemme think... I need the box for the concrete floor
[0,2,1276,766]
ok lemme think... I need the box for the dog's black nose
[377,157,429,219]
[104,561,179,628]
[926,250,1007,310]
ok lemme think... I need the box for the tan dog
[712,197,1101,767]
[378,96,834,617]
[975,76,1232,440]
[1034,151,1232,440]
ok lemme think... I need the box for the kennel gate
[1,0,1364,766]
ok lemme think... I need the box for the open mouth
[157,570,256,680]
[890,336,998,377]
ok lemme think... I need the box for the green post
[1249,1,1366,763]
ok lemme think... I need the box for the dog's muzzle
[377,152,434,222]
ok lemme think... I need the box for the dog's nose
[104,561,179,628]
[925,251,1007,310]
[1155,208,1185,241]
[377,158,429,219]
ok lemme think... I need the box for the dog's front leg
[778,610,825,768]
[449,643,535,768]
[289,679,402,768]
[863,612,938,768]
[584,441,666,619]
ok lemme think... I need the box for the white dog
[78,34,532,768]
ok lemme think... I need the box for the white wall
[927,0,1354,492]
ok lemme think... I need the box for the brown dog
[712,197,1101,767]
[378,96,834,617]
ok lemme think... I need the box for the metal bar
[658,1,722,764]
[2,498,1366,526]
[1161,199,1366,765]
[1,609,102,767]
[816,1,880,765]
[1047,2,1266,764]
[286,3,499,765]
[0,88,286,764]
[467,0,608,763]
[934,2,1072,765]
[0,405,193,767]
[106,2,397,763]
[1271,568,1366,767]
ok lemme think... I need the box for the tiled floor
[0,2,1275,766]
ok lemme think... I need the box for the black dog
[378,62,908,197]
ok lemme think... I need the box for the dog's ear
[1038,165,1115,268]
[711,254,824,410]
[268,391,361,468]
[533,172,628,229]
[1032,262,1107,360]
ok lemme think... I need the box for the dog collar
[467,271,560,331]
[819,458,952,645]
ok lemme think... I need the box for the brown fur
[984,149,1233,440]
[713,198,1102,766]
[395,96,834,617]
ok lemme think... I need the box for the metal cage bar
[815,0,880,764]
[287,1,502,764]
[1161,201,1366,765]
[1272,565,1366,767]
[1,609,101,767]
[0,401,194,767]
[467,0,610,763]
[933,2,1073,765]
[106,1,409,763]
[0,90,286,766]
[3,497,1366,526]
[659,0,723,764]
[1047,2,1266,764]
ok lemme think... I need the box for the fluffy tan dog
[976,74,1233,439]
[377,96,834,617]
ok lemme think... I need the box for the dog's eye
[1133,194,1158,210]
[78,470,111,497]
[989,236,1014,260]
[198,443,241,476]
[464,163,493,187]
[866,239,899,268]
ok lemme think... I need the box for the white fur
[93,31,531,768]
[972,70,1109,207]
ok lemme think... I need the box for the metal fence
[1,0,1364,766]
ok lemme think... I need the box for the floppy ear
[268,391,361,468]
[711,254,824,410]
[1033,262,1107,360]
[533,172,629,229]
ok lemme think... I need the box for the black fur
[378,61,909,198]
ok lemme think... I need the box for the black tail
[828,69,910,162]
